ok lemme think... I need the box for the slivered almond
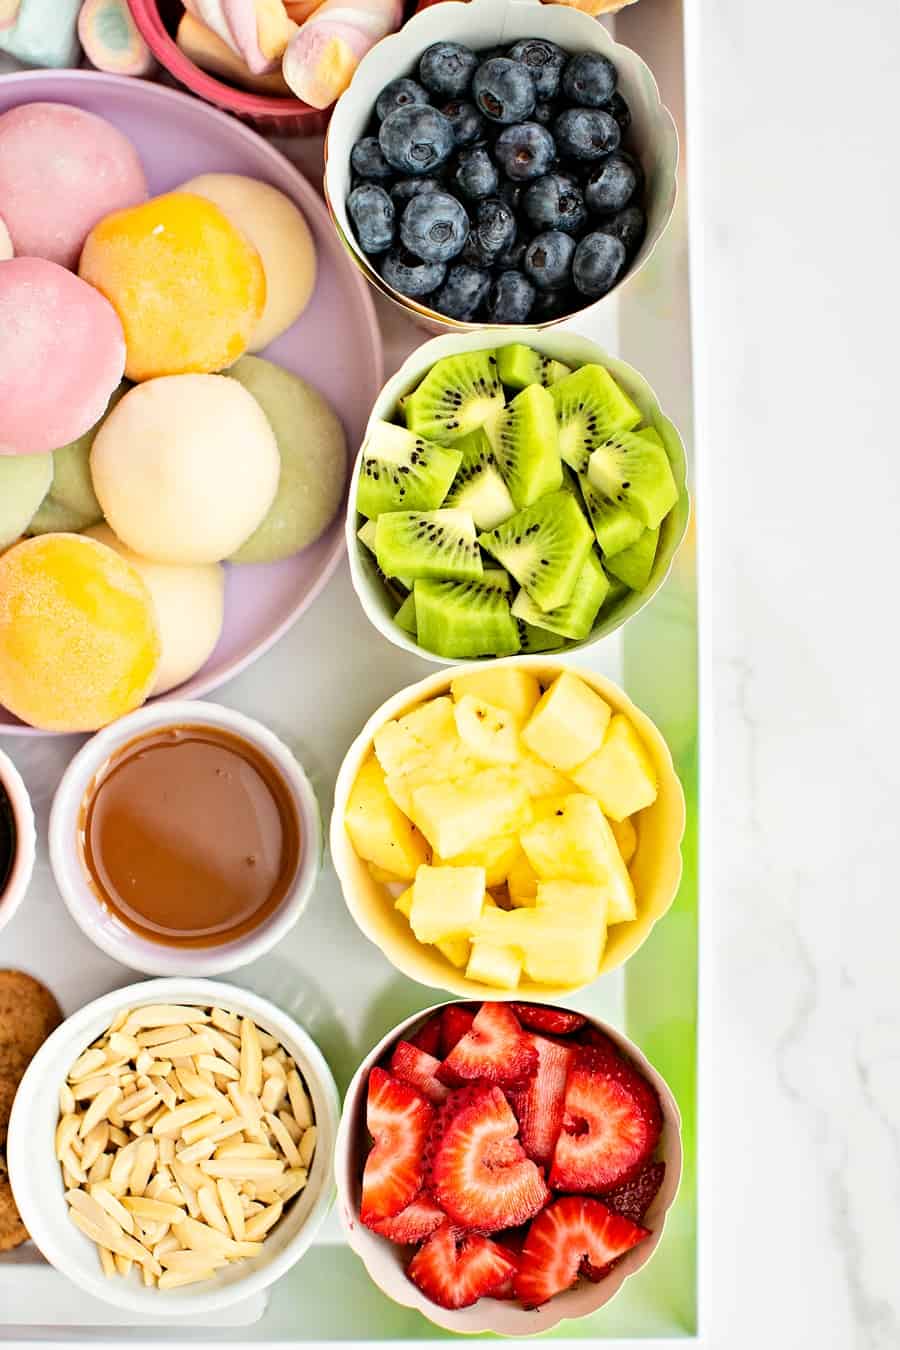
[59,1083,76,1116]
[299,1126,317,1169]
[80,1085,122,1137]
[214,1141,276,1160]
[134,1024,192,1048]
[277,1110,302,1144]
[69,1209,161,1273]
[122,1197,186,1225]
[244,1200,282,1241]
[88,1153,113,1184]
[277,1168,309,1202]
[176,1137,217,1166]
[196,1054,239,1081]
[89,1184,136,1235]
[55,1114,80,1160]
[128,1136,158,1197]
[202,1027,241,1068]
[151,1098,219,1138]
[197,1185,229,1235]
[239,1018,263,1097]
[113,1253,132,1278]
[181,1112,222,1146]
[68,1049,107,1083]
[215,1179,244,1242]
[124,1006,210,1033]
[148,1034,211,1060]
[200,1158,284,1182]
[80,1121,109,1171]
[260,1075,286,1114]
[265,1112,301,1168]
[99,1245,116,1278]
[286,1071,313,1129]
[72,1074,117,1101]
[210,1007,240,1035]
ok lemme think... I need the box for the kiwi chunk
[479,490,593,612]
[356,421,462,517]
[394,591,417,635]
[605,526,660,590]
[577,470,644,556]
[375,508,483,582]
[550,364,642,473]
[403,350,505,444]
[414,576,520,659]
[511,549,609,640]
[587,428,678,529]
[485,383,562,509]
[516,618,566,653]
[497,344,572,390]
[443,428,516,530]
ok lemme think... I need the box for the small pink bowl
[127,0,326,133]
[0,748,36,936]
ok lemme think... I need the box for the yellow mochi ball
[78,191,266,381]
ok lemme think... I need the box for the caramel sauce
[78,724,301,947]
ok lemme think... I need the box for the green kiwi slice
[356,421,462,518]
[484,383,562,509]
[511,549,609,641]
[550,364,642,473]
[403,350,505,445]
[375,508,483,582]
[414,575,520,659]
[515,618,566,653]
[587,427,678,529]
[443,428,516,530]
[358,518,413,594]
[604,526,660,591]
[357,519,378,552]
[577,470,644,556]
[394,591,418,635]
[496,344,572,390]
[479,490,593,612]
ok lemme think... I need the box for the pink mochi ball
[0,102,148,270]
[0,257,126,456]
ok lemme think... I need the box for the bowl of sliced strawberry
[335,998,681,1334]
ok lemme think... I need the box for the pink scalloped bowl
[0,70,383,736]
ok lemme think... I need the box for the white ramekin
[335,1000,682,1336]
[48,701,322,976]
[0,746,37,936]
[7,976,340,1318]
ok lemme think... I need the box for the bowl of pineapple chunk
[331,660,685,999]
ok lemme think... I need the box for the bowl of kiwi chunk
[348,327,690,663]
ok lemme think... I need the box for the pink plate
[0,70,383,736]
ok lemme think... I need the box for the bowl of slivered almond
[5,978,339,1316]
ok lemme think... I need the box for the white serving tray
[0,0,701,1341]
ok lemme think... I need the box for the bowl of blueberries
[324,0,678,330]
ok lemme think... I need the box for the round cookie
[79,192,266,380]
[0,454,52,549]
[28,382,128,537]
[0,1077,16,1148]
[86,525,226,695]
[0,1159,27,1252]
[90,374,279,564]
[0,535,161,732]
[0,971,61,1081]
[0,102,147,269]
[0,215,11,261]
[227,356,347,562]
[0,258,126,457]
[178,173,316,351]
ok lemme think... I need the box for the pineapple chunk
[515,752,576,799]
[466,941,523,990]
[436,936,471,968]
[450,667,541,727]
[529,793,577,822]
[374,698,458,776]
[394,886,413,917]
[521,671,612,771]
[409,769,530,858]
[570,714,658,820]
[610,815,638,865]
[385,743,479,818]
[519,794,636,924]
[368,862,406,885]
[410,865,486,944]
[507,852,539,906]
[475,886,606,987]
[435,834,523,887]
[345,756,429,880]
[453,695,520,765]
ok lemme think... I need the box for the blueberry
[400,191,469,263]
[451,145,499,200]
[584,155,639,215]
[347,183,395,254]
[596,204,646,255]
[494,122,556,182]
[464,195,517,263]
[433,263,492,320]
[419,41,478,99]
[523,172,587,235]
[472,57,536,125]
[441,99,486,147]
[487,271,535,324]
[376,78,430,122]
[380,248,446,298]
[379,105,455,174]
[603,91,632,136]
[572,230,627,297]
[561,52,617,107]
[507,38,567,99]
[530,286,576,322]
[553,107,620,161]
[390,175,443,208]
[496,233,528,269]
[350,136,393,181]
[532,99,558,127]
[524,230,576,289]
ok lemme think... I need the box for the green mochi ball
[0,453,53,549]
[28,381,128,536]
[226,356,347,564]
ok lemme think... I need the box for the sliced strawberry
[438,1003,538,1087]
[389,1040,450,1105]
[549,1043,662,1194]
[360,1068,434,1224]
[603,1161,666,1225]
[365,1193,445,1244]
[431,1085,550,1233]
[440,1004,476,1057]
[411,1014,444,1057]
[408,1220,518,1310]
[492,1229,526,1299]
[514,1196,650,1307]
[511,1004,587,1036]
[507,1033,576,1166]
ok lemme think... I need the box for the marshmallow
[176,11,292,94]
[78,0,156,76]
[282,0,404,109]
[0,0,80,67]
